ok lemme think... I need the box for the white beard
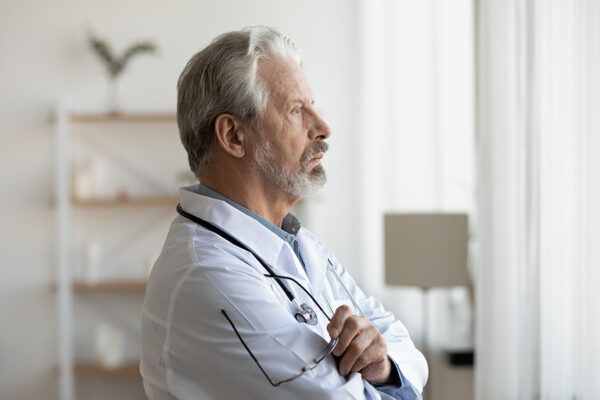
[253,138,328,198]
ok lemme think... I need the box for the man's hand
[326,305,392,384]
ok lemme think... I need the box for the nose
[309,109,331,141]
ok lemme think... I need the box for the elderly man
[141,26,427,399]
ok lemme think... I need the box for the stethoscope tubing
[177,204,349,385]
[327,259,366,318]
[176,204,365,325]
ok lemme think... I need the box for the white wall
[0,1,361,398]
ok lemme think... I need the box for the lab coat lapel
[296,229,329,299]
[273,242,312,284]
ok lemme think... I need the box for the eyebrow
[290,98,316,106]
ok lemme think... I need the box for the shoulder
[143,215,268,318]
[160,214,261,270]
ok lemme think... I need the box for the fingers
[326,305,389,378]
[327,305,353,339]
[333,316,369,356]
[350,329,387,374]
[337,325,381,376]
[351,344,378,374]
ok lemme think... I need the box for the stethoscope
[176,203,367,386]
[177,203,323,325]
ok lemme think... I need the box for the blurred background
[1,0,598,399]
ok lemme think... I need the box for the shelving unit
[55,102,187,400]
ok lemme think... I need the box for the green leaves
[87,33,157,79]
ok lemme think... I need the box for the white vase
[106,78,120,114]
[94,323,125,368]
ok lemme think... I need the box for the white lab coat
[140,187,428,399]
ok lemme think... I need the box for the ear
[214,113,246,158]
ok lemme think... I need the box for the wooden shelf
[72,195,178,207]
[69,112,176,123]
[51,280,148,293]
[74,362,141,377]
[72,280,147,293]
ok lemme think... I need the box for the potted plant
[87,31,157,114]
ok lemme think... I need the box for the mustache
[302,141,329,163]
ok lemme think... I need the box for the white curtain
[476,0,600,398]
[359,1,475,398]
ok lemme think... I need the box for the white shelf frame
[56,99,74,400]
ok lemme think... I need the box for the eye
[293,106,303,115]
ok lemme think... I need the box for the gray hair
[177,26,303,176]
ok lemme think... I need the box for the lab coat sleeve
[162,252,376,400]
[327,254,429,394]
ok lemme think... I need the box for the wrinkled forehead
[257,57,312,106]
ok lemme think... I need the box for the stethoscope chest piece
[294,302,318,326]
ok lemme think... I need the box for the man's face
[251,58,331,198]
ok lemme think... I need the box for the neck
[200,165,298,228]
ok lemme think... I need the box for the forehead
[257,58,312,105]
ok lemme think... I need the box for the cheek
[265,119,308,161]
[277,131,306,156]
[291,140,308,160]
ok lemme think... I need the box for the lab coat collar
[179,186,285,270]
[195,183,301,242]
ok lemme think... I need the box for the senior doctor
[140,26,427,399]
